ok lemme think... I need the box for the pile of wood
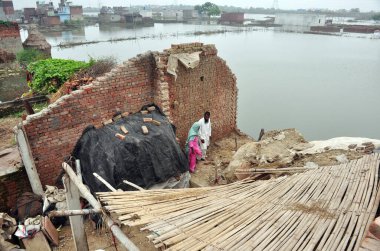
[98,154,380,251]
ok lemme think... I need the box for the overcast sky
[13,0,380,12]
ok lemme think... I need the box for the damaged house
[1,43,237,205]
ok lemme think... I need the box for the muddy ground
[190,131,254,186]
[0,116,20,151]
[54,219,156,251]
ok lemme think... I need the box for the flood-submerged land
[13,20,380,141]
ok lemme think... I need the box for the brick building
[69,5,83,21]
[42,15,61,26]
[21,43,238,187]
[220,12,244,25]
[0,22,22,55]
[1,0,14,15]
[23,8,37,23]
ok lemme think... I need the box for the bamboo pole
[93,172,117,192]
[48,208,102,217]
[123,180,145,191]
[62,162,140,251]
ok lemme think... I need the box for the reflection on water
[22,23,380,140]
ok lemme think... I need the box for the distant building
[42,15,60,26]
[57,5,70,23]
[36,1,50,16]
[23,8,37,23]
[220,12,244,25]
[70,6,83,21]
[140,10,152,18]
[99,13,121,23]
[152,12,163,20]
[0,3,5,20]
[113,6,128,15]
[275,13,326,32]
[24,0,83,25]
[0,0,15,20]
[162,10,183,21]
[183,9,199,20]
[2,0,14,15]
[124,13,143,24]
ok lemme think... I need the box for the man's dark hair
[204,111,210,116]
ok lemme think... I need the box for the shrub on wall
[16,49,48,68]
[27,58,92,94]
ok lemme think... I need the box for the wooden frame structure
[98,154,380,251]
[61,163,140,251]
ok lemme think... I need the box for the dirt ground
[54,219,156,251]
[0,116,20,151]
[190,130,254,187]
[291,149,365,167]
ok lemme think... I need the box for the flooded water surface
[25,23,380,140]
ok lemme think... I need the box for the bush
[74,56,116,79]
[27,59,91,94]
[16,49,48,68]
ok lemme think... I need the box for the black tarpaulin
[72,104,188,192]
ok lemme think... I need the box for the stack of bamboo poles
[97,153,380,251]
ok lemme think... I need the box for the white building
[140,10,152,18]
[275,13,326,32]
[162,10,183,21]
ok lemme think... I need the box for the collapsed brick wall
[0,23,23,55]
[156,43,237,144]
[0,170,32,212]
[23,53,155,186]
[21,43,237,187]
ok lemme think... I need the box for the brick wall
[21,43,237,187]
[0,23,23,55]
[0,169,32,212]
[23,53,155,186]
[156,43,237,144]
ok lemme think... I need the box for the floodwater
[21,23,380,141]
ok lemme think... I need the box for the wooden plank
[16,127,44,196]
[63,175,89,251]
[22,231,51,251]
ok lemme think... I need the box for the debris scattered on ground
[224,128,380,182]
[190,130,254,187]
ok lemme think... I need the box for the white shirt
[198,117,211,147]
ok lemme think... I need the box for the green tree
[349,8,360,13]
[195,2,221,17]
[373,14,380,20]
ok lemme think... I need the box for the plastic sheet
[72,104,188,192]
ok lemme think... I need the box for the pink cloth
[188,136,202,173]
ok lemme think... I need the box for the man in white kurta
[198,112,211,160]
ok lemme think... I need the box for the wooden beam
[16,127,44,196]
[93,172,117,192]
[62,163,140,251]
[123,180,145,191]
[48,208,102,218]
[63,175,89,251]
[75,159,83,183]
